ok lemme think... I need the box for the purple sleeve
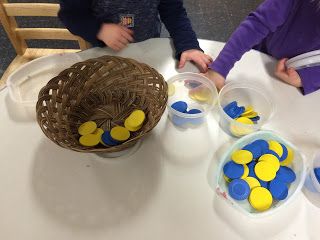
[297,66,320,95]
[209,0,293,78]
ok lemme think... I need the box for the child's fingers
[205,55,213,62]
[287,68,302,87]
[275,58,287,73]
[121,30,134,42]
[121,26,134,35]
[195,58,208,72]
[109,43,120,51]
[118,36,129,46]
[202,56,211,64]
[179,54,187,68]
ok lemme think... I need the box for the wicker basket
[36,55,168,153]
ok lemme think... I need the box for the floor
[0,0,262,78]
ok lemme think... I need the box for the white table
[1,39,319,240]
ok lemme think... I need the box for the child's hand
[97,23,134,51]
[179,49,212,73]
[203,69,225,90]
[275,58,302,87]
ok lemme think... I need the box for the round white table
[1,39,320,240]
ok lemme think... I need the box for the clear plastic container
[303,151,320,207]
[218,81,275,137]
[166,73,218,128]
[7,53,82,108]
[215,130,306,217]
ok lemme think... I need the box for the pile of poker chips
[223,138,296,212]
[170,101,203,126]
[78,110,145,147]
[223,101,260,124]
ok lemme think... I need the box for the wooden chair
[0,1,89,89]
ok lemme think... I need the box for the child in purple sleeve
[206,0,320,95]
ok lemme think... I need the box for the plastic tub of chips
[215,130,306,217]
[166,72,218,128]
[218,81,275,137]
[303,151,320,207]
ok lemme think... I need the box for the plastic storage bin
[218,82,275,137]
[304,151,320,207]
[166,72,218,128]
[7,53,82,108]
[215,130,306,217]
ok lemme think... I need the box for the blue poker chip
[227,106,245,119]
[268,178,288,200]
[264,149,280,159]
[276,166,296,184]
[187,109,202,114]
[279,143,288,161]
[171,101,188,113]
[250,116,260,122]
[223,101,237,113]
[247,161,257,178]
[228,179,250,200]
[101,131,120,146]
[243,143,262,159]
[251,139,269,154]
[314,168,320,183]
[224,102,244,119]
[259,180,268,188]
[223,161,244,179]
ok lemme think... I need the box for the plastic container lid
[7,53,82,107]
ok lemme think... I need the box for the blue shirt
[58,0,202,59]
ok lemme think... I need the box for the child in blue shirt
[59,0,212,72]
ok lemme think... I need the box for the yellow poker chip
[126,110,145,128]
[242,111,258,118]
[268,140,283,157]
[259,154,280,172]
[254,161,276,181]
[168,83,176,96]
[231,149,253,164]
[223,175,231,183]
[110,126,130,141]
[124,118,142,132]
[78,121,97,136]
[188,91,197,100]
[249,187,273,211]
[280,147,294,166]
[243,105,254,115]
[192,87,212,102]
[93,128,104,137]
[230,117,254,136]
[79,134,100,147]
[241,164,249,179]
[244,177,261,190]
[236,117,254,125]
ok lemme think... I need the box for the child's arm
[158,0,212,72]
[158,0,201,58]
[58,0,103,46]
[209,0,293,82]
